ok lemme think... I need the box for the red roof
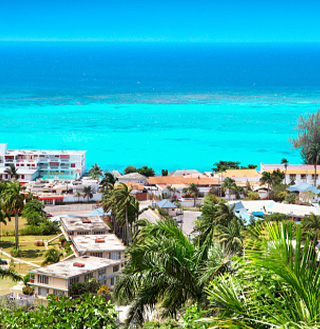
[38,196,64,200]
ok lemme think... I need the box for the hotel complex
[0,143,86,183]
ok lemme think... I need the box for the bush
[69,279,101,297]
[20,220,59,236]
[143,320,182,329]
[244,192,260,200]
[285,193,298,204]
[10,248,21,257]
[23,273,34,286]
[22,285,34,295]
[34,240,44,247]
[0,294,118,328]
[158,207,169,217]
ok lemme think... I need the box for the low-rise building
[168,169,202,177]
[60,216,110,240]
[156,199,178,217]
[0,143,86,182]
[118,173,148,184]
[71,234,126,259]
[217,169,261,184]
[28,256,122,298]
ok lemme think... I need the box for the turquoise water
[2,43,320,173]
[0,95,316,173]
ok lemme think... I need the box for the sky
[0,0,320,42]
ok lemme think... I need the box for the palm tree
[207,222,320,327]
[89,163,103,180]
[114,218,229,326]
[222,177,237,199]
[281,158,289,184]
[82,186,93,202]
[42,249,63,266]
[2,181,26,249]
[113,183,134,245]
[216,218,244,255]
[301,213,320,241]
[259,171,273,199]
[0,266,22,282]
[182,183,200,207]
[101,189,121,237]
[74,191,82,202]
[215,202,236,226]
[4,164,19,180]
[100,172,117,191]
[306,143,320,186]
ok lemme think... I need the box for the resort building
[216,169,261,184]
[261,163,320,185]
[28,256,123,298]
[0,143,86,183]
[60,216,110,240]
[147,176,220,198]
[71,234,126,259]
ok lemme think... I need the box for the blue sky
[0,0,319,42]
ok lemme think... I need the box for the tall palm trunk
[125,206,131,245]
[15,210,19,249]
[193,195,196,207]
[314,156,319,187]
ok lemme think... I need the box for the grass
[0,216,27,235]
[0,235,57,242]
[0,277,18,296]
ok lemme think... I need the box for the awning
[38,196,64,200]
[49,162,59,165]
[60,155,70,158]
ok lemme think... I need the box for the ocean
[1,42,320,173]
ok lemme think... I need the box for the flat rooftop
[4,149,86,156]
[71,234,125,254]
[30,256,121,279]
[60,216,110,233]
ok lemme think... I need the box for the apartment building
[28,256,122,298]
[0,143,86,183]
[60,216,111,240]
[71,234,126,260]
[261,163,320,185]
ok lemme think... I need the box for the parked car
[0,258,8,265]
[46,213,53,218]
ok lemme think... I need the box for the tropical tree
[206,222,320,328]
[113,183,135,244]
[100,172,117,191]
[89,163,103,180]
[216,218,244,255]
[301,213,320,241]
[1,181,26,249]
[183,183,200,207]
[22,198,46,226]
[82,186,93,202]
[215,202,236,226]
[137,166,155,177]
[42,249,63,266]
[222,177,238,199]
[259,171,273,198]
[114,218,229,326]
[0,266,22,282]
[281,158,289,184]
[123,165,137,175]
[4,164,19,180]
[74,191,82,202]
[306,143,320,186]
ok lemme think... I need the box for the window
[98,269,106,278]
[84,273,94,281]
[77,231,89,235]
[21,175,25,179]
[90,252,103,258]
[301,174,306,180]
[93,231,105,235]
[53,290,64,296]
[38,287,49,296]
[113,265,120,273]
[38,275,49,284]
[71,163,75,168]
[69,277,80,286]
[109,252,121,260]
[110,277,115,285]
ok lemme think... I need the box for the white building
[261,163,320,185]
[0,143,86,183]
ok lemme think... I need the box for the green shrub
[23,273,34,286]
[10,247,21,257]
[22,285,34,295]
[285,193,298,204]
[0,293,117,328]
[143,320,182,329]
[244,192,260,200]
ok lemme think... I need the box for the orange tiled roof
[224,169,261,178]
[115,182,145,190]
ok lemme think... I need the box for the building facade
[28,256,123,298]
[0,143,86,183]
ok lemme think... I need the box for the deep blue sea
[1,42,320,173]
